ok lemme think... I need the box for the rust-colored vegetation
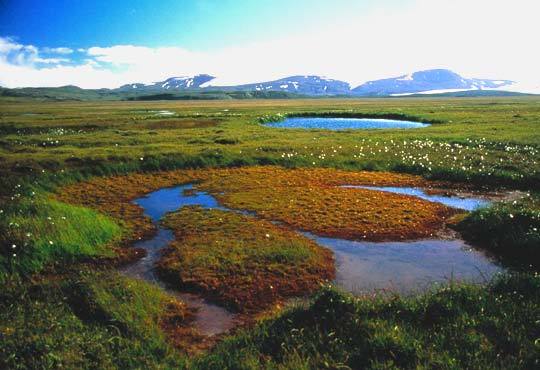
[57,166,458,303]
[58,166,452,244]
[57,171,206,243]
[157,207,334,312]
[141,118,220,130]
[195,167,457,241]
[159,299,210,353]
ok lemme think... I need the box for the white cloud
[1,0,539,91]
[42,47,73,54]
[34,57,71,64]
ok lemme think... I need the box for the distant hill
[0,86,119,100]
[116,74,351,96]
[208,75,352,96]
[1,69,530,100]
[0,86,306,101]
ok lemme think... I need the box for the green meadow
[1,97,539,369]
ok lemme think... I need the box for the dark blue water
[134,184,224,221]
[343,186,490,211]
[266,117,430,130]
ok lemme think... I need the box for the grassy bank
[1,97,539,189]
[3,271,537,369]
[0,196,122,280]
[0,271,192,369]
[192,274,540,369]
[457,193,540,269]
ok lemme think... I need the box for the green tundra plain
[1,97,539,369]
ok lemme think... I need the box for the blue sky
[0,0,539,90]
[0,0,385,50]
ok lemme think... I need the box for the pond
[265,117,430,130]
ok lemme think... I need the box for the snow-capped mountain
[351,69,514,96]
[117,74,215,91]
[117,75,351,95]
[112,69,517,96]
[214,75,351,95]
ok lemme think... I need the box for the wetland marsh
[1,97,539,369]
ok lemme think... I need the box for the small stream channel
[121,184,504,336]
[120,186,239,336]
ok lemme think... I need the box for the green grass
[191,274,540,369]
[0,196,122,280]
[0,271,185,369]
[2,271,538,369]
[1,97,539,189]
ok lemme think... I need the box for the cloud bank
[1,0,539,91]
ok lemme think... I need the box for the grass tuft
[0,197,122,280]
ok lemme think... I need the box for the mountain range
[116,69,515,96]
[1,69,524,100]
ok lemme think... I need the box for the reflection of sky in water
[266,117,430,130]
[123,184,237,336]
[308,235,502,295]
[134,184,225,221]
[343,185,490,211]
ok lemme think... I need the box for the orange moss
[157,207,334,312]
[57,171,206,242]
[194,167,456,241]
[57,166,456,245]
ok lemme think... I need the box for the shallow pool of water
[343,186,490,211]
[134,185,225,221]
[308,235,502,294]
[155,110,175,116]
[266,117,430,130]
[121,183,503,333]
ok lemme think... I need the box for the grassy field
[1,97,539,188]
[1,97,539,369]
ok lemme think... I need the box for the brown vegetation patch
[57,166,455,245]
[142,119,219,130]
[57,171,206,243]
[159,299,212,353]
[156,207,335,312]
[195,167,456,241]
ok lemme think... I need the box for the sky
[0,0,539,90]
